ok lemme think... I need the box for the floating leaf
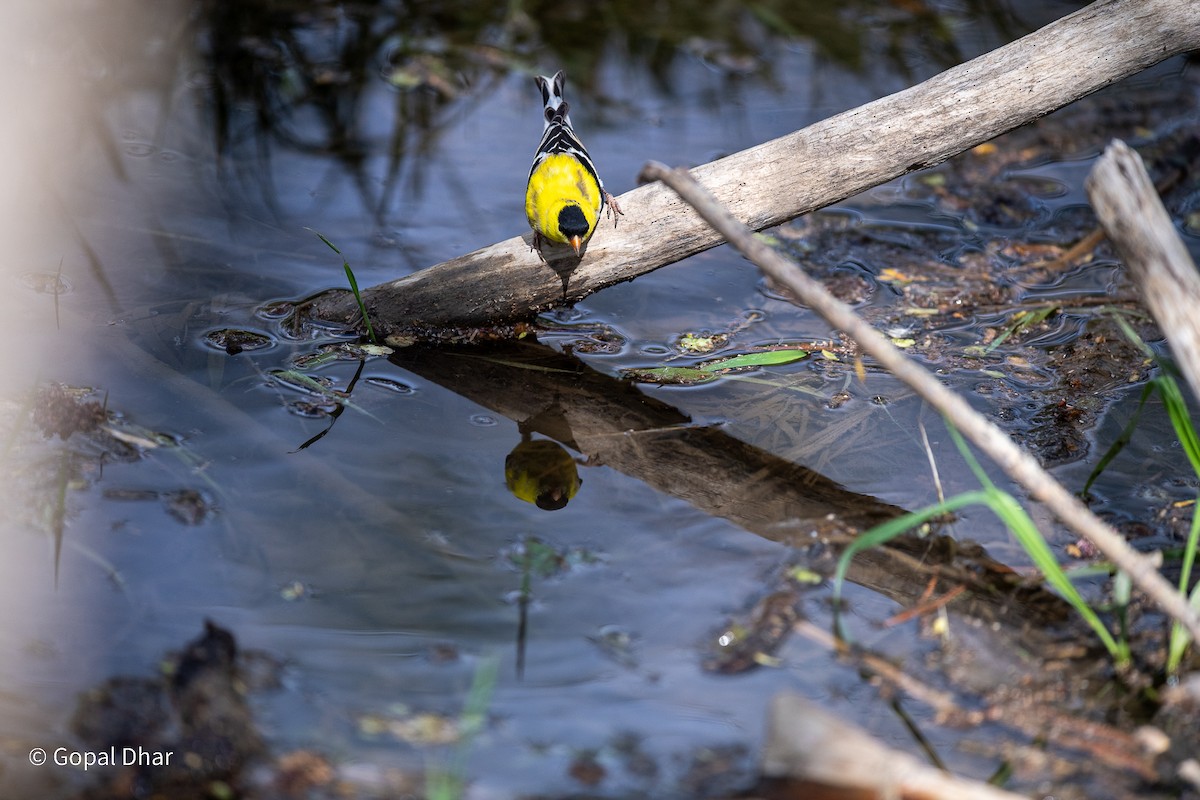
[705,349,807,371]
[623,347,809,385]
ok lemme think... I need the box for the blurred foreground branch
[312,0,1200,338]
[635,159,1200,647]
[760,692,1026,800]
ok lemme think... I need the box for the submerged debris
[203,328,274,355]
[32,383,108,440]
[71,621,270,799]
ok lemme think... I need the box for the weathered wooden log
[313,0,1200,338]
[1086,140,1200,410]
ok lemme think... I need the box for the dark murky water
[2,1,1199,797]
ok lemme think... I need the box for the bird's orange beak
[568,235,584,256]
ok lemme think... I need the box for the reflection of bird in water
[525,70,622,260]
[505,437,581,510]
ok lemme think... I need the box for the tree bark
[1086,140,1200,409]
[312,0,1200,338]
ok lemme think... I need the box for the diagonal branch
[636,159,1200,648]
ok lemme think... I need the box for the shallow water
[2,1,1199,797]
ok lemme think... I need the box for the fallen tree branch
[1086,140,1200,408]
[636,160,1200,647]
[312,0,1200,337]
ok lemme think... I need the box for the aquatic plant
[834,421,1129,664]
[312,230,379,344]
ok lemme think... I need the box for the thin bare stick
[637,160,1200,646]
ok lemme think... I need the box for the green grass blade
[1109,311,1156,359]
[1167,498,1200,673]
[1099,312,1199,668]
[1167,580,1200,674]
[310,229,379,345]
[986,487,1126,662]
[851,422,1129,663]
[945,423,1126,661]
[833,490,990,603]
[1146,373,1200,672]
[624,347,809,386]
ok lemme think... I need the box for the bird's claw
[604,191,624,228]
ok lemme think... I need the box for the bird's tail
[535,70,571,131]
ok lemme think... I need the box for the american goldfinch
[525,70,622,259]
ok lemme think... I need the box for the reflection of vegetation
[504,535,601,675]
[193,0,1033,215]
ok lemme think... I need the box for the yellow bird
[525,70,622,258]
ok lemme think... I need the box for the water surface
[2,1,1198,797]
